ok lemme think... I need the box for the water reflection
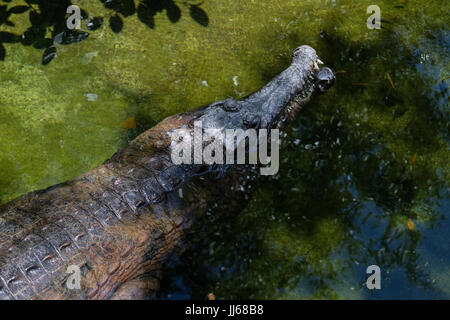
[158,9,449,299]
[103,0,209,30]
[0,0,209,64]
[0,0,447,300]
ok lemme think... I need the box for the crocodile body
[0,46,334,299]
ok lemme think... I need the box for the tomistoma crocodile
[0,46,335,300]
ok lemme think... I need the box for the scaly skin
[0,46,334,300]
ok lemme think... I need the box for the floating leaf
[166,2,181,23]
[0,5,7,25]
[54,30,89,45]
[86,17,103,31]
[137,3,155,29]
[0,43,5,61]
[189,5,209,27]
[118,0,136,17]
[0,31,20,43]
[386,72,396,89]
[29,10,43,25]
[80,8,89,20]
[33,37,52,49]
[8,5,29,14]
[120,117,136,130]
[410,152,417,165]
[42,45,56,65]
[20,27,42,46]
[101,0,136,16]
[406,219,415,231]
[207,292,216,300]
[109,14,123,33]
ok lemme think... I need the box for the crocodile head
[166,45,335,175]
[254,45,335,129]
[195,45,335,132]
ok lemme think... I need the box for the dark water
[157,2,450,299]
[0,0,448,299]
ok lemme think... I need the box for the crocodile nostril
[316,67,335,92]
[317,67,335,81]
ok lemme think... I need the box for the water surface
[0,0,448,299]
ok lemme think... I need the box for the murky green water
[0,0,448,299]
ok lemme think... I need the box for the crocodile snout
[315,67,335,93]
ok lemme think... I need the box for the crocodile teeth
[313,61,319,71]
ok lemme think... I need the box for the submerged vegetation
[0,0,449,299]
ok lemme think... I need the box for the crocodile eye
[292,47,302,57]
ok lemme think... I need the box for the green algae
[0,0,449,299]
